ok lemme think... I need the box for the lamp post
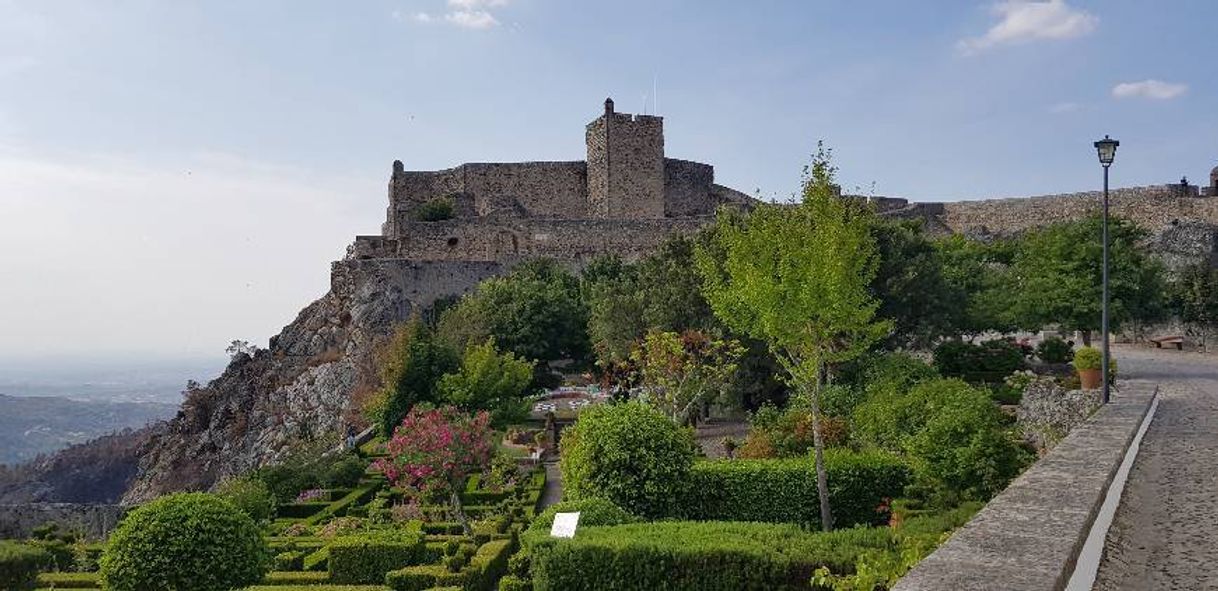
[1094,135,1119,404]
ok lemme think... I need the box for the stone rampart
[389,161,590,222]
[894,381,1158,591]
[0,504,128,539]
[663,158,716,217]
[932,185,1218,237]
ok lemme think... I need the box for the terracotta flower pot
[1078,368,1102,390]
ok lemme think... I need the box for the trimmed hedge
[240,586,388,591]
[464,540,513,591]
[525,498,635,539]
[35,571,100,589]
[529,521,893,591]
[279,501,332,518]
[1,541,48,591]
[264,570,332,584]
[683,450,910,528]
[328,532,427,584]
[384,564,465,591]
[304,482,382,526]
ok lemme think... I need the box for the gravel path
[1094,347,1218,590]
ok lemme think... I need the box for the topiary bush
[559,401,696,518]
[682,450,910,528]
[215,475,276,523]
[1073,346,1101,370]
[323,454,368,489]
[98,493,271,591]
[0,541,50,591]
[1035,337,1073,364]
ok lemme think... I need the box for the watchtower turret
[585,97,665,219]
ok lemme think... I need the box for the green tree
[1173,263,1218,349]
[934,234,1018,337]
[630,330,744,425]
[1009,216,1164,344]
[367,320,459,438]
[439,338,535,427]
[695,145,890,531]
[870,219,966,348]
[438,259,590,365]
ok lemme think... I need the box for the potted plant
[1073,346,1103,389]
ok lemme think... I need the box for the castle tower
[585,97,666,219]
[1211,165,1218,197]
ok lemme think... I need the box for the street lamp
[1094,135,1118,404]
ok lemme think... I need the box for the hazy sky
[1,1,1214,360]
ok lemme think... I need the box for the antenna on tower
[653,74,659,114]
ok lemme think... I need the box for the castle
[348,98,753,263]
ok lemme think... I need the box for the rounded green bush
[527,498,636,537]
[1035,337,1074,364]
[0,541,50,591]
[323,454,367,489]
[99,493,271,591]
[1073,346,1102,370]
[559,401,695,518]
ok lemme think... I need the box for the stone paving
[1094,347,1218,590]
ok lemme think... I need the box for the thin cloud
[1112,79,1188,100]
[958,0,1097,54]
[405,0,507,30]
[1049,101,1080,114]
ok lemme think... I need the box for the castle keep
[350,99,753,263]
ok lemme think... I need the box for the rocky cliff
[122,258,506,503]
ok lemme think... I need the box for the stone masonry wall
[387,161,588,225]
[391,217,709,262]
[664,158,716,217]
[931,185,1218,237]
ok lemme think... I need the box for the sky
[0,0,1215,362]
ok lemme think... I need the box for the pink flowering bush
[374,405,494,533]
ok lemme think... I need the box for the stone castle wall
[388,161,590,224]
[664,159,716,217]
[382,217,709,263]
[930,185,1218,237]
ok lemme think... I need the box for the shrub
[499,574,531,591]
[682,450,910,528]
[853,378,1032,502]
[559,401,696,518]
[324,455,368,489]
[216,475,276,523]
[327,531,426,584]
[526,498,636,538]
[932,339,1026,383]
[1035,337,1074,363]
[416,198,455,222]
[741,402,848,459]
[529,521,893,591]
[465,539,513,591]
[0,541,49,591]
[35,571,100,589]
[1073,346,1102,370]
[384,564,466,591]
[98,493,270,591]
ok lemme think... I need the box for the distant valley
[0,394,177,465]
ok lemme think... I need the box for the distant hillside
[0,427,157,503]
[0,394,176,465]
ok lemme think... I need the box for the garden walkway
[1094,346,1218,590]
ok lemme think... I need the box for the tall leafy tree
[1173,263,1218,349]
[629,330,744,425]
[437,259,590,364]
[1009,216,1165,345]
[695,145,890,531]
[367,320,459,438]
[438,338,535,427]
[934,234,1019,337]
[870,219,966,348]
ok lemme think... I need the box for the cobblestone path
[1094,347,1218,590]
